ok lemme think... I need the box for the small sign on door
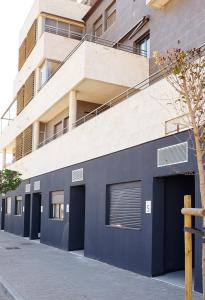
[146,201,152,214]
[66,204,70,213]
[41,206,43,213]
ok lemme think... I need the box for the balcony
[7,77,178,179]
[0,34,149,151]
[146,0,172,8]
[14,32,81,96]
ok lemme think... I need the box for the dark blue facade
[0,131,202,293]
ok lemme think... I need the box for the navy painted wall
[0,131,202,293]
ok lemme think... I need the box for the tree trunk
[189,109,205,298]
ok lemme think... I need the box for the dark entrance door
[69,186,85,251]
[24,194,31,237]
[164,175,195,273]
[152,174,195,276]
[30,193,41,240]
[1,199,5,230]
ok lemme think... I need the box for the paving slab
[0,231,202,300]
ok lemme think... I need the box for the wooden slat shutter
[107,181,142,230]
[23,125,33,156]
[24,72,35,106]
[26,20,37,58]
[16,86,25,115]
[16,133,23,161]
[18,39,26,71]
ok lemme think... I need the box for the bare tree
[154,47,205,297]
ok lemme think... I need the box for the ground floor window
[15,196,23,215]
[6,197,12,215]
[106,181,142,230]
[50,191,64,219]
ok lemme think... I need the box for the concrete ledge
[0,276,24,300]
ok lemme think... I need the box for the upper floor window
[44,18,83,40]
[105,1,116,30]
[93,16,103,37]
[6,197,12,215]
[50,191,64,220]
[54,121,63,139]
[15,196,23,215]
[39,60,60,89]
[135,33,150,58]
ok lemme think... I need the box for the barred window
[6,197,12,215]
[50,191,64,220]
[93,16,103,37]
[15,196,23,215]
[44,18,83,39]
[105,1,116,30]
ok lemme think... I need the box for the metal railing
[45,25,83,40]
[165,113,190,135]
[38,34,147,92]
[0,33,147,135]
[38,127,69,148]
[0,99,17,134]
[74,42,205,128]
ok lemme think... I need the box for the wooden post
[184,195,193,300]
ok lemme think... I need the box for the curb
[0,276,25,300]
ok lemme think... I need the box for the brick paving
[0,231,202,300]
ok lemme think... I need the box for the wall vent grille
[72,168,83,182]
[157,142,188,167]
[34,181,40,191]
[25,184,31,193]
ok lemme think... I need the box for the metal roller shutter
[107,181,142,230]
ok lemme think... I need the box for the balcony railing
[165,114,190,135]
[44,25,83,40]
[38,34,147,91]
[38,127,69,148]
[0,34,147,135]
[74,42,205,128]
[0,99,17,135]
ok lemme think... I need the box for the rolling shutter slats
[108,182,142,230]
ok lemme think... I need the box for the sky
[0,0,34,117]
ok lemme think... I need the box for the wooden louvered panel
[16,86,25,115]
[23,125,33,156]
[26,20,37,58]
[18,39,26,71]
[24,72,35,106]
[16,133,23,161]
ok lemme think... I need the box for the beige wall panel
[2,42,149,150]
[9,79,180,179]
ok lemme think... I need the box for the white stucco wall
[9,79,180,179]
[19,0,89,45]
[14,33,79,96]
[0,42,149,150]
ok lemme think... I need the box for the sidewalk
[0,231,202,300]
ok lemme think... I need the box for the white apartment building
[0,0,204,293]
